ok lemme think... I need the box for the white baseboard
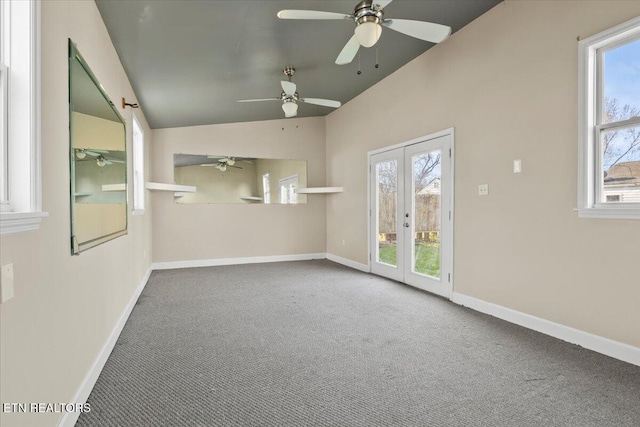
[451,292,640,367]
[58,266,153,427]
[152,253,327,270]
[326,253,370,273]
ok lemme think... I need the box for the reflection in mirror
[173,154,307,204]
[69,40,127,254]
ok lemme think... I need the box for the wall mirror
[69,40,127,254]
[173,154,307,204]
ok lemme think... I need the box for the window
[578,16,640,219]
[278,174,299,204]
[262,173,270,204]
[0,0,46,235]
[0,62,7,209]
[1,1,8,209]
[132,116,145,213]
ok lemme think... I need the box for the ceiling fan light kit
[96,156,107,167]
[354,19,382,48]
[282,100,298,117]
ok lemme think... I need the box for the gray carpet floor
[77,260,640,426]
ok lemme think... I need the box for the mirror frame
[69,39,128,254]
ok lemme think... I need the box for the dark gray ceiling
[95,0,500,129]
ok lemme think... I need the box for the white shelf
[146,182,196,193]
[296,187,343,194]
[239,196,263,202]
[102,183,126,192]
[74,192,93,197]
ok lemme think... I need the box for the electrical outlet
[1,263,15,303]
[478,184,489,196]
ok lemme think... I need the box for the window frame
[262,173,270,204]
[577,16,640,220]
[278,174,299,204]
[0,62,7,210]
[1,0,9,210]
[0,0,46,235]
[131,114,145,214]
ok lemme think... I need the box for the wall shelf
[296,187,343,194]
[102,183,126,192]
[239,196,263,202]
[146,182,196,193]
[73,192,93,197]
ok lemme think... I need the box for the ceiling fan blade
[300,98,341,108]
[382,19,451,43]
[375,0,394,9]
[281,81,297,96]
[277,10,350,20]
[85,149,109,157]
[335,35,360,65]
[238,98,280,103]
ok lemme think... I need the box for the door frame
[367,128,455,299]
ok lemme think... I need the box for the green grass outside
[378,243,440,278]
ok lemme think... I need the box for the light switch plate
[513,159,522,173]
[1,263,15,303]
[478,184,489,196]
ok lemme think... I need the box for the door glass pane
[412,150,441,278]
[601,125,640,203]
[376,160,397,266]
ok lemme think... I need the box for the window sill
[575,207,640,220]
[0,211,49,236]
[131,209,145,216]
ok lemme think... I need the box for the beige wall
[326,0,640,347]
[0,2,153,426]
[71,112,124,151]
[151,117,326,262]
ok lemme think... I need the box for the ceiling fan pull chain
[375,47,379,69]
[357,54,362,75]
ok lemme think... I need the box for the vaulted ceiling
[96,0,500,129]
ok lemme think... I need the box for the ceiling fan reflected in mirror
[238,66,341,118]
[95,155,125,167]
[277,0,452,65]
[203,156,250,172]
[75,148,109,159]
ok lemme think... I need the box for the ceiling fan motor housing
[281,91,299,103]
[354,0,384,26]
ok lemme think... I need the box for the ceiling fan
[238,66,341,118]
[277,0,452,65]
[74,148,109,159]
[95,155,125,167]
[203,156,246,172]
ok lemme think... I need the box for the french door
[369,133,453,298]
